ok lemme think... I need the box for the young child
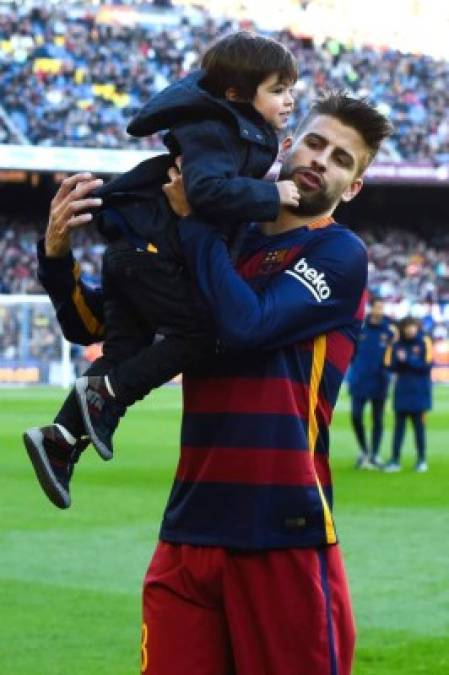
[24,31,299,508]
[383,317,433,473]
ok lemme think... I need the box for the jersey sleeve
[171,120,280,225]
[37,239,104,345]
[179,217,367,350]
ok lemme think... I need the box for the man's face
[279,114,369,216]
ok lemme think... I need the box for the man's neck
[261,206,335,236]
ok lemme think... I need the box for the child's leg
[103,239,212,405]
[78,238,213,409]
[411,412,426,464]
[55,292,154,439]
[391,412,407,463]
[108,332,215,408]
[54,360,121,439]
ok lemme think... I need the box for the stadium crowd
[0,216,104,294]
[1,2,449,161]
[364,228,449,305]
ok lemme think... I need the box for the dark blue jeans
[55,238,214,438]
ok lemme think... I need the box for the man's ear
[280,136,293,152]
[278,135,293,160]
[225,87,239,102]
[341,177,363,203]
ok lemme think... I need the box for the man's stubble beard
[285,189,336,217]
[280,164,338,217]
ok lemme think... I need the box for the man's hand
[162,166,192,218]
[45,173,104,257]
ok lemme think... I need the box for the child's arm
[171,120,297,225]
[385,341,432,374]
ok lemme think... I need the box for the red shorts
[141,542,355,675]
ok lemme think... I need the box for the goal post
[0,294,74,387]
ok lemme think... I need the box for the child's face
[403,324,418,340]
[252,73,295,131]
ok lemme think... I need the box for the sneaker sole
[75,378,113,461]
[23,428,71,509]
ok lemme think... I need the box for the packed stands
[1,2,449,161]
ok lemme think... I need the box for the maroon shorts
[141,542,355,675]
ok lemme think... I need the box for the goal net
[0,294,74,386]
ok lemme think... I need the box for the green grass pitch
[1,384,449,674]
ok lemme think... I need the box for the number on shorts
[141,622,148,672]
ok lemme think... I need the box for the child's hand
[276,180,300,207]
[163,166,192,218]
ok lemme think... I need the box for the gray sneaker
[355,453,371,469]
[75,376,123,460]
[383,461,401,473]
[369,456,384,470]
[415,461,428,473]
[23,425,89,508]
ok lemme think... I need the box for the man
[383,316,433,473]
[36,93,392,675]
[348,297,397,469]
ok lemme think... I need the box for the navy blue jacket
[127,70,280,226]
[385,333,433,413]
[93,153,184,259]
[348,315,396,399]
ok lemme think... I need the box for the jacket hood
[127,70,276,148]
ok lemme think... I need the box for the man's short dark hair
[201,31,298,101]
[297,91,393,171]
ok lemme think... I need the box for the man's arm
[38,173,106,345]
[178,218,367,350]
[163,168,367,350]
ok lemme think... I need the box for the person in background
[348,297,396,469]
[383,316,433,473]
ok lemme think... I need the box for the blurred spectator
[0,215,104,294]
[363,227,449,306]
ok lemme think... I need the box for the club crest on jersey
[285,257,331,302]
[259,249,288,274]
